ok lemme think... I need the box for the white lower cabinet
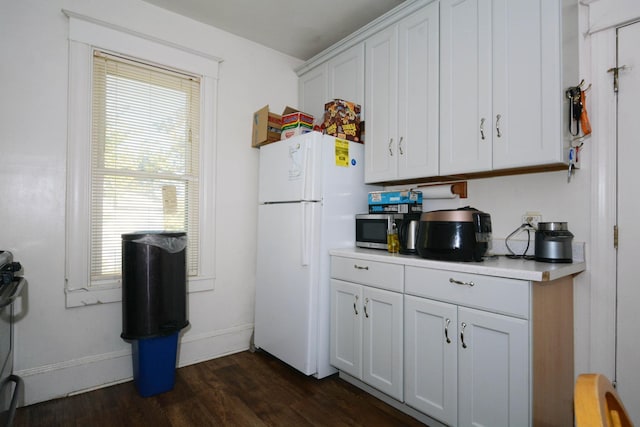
[405,295,529,427]
[330,278,404,401]
[404,267,529,427]
[457,307,529,427]
[404,296,458,424]
[330,255,575,427]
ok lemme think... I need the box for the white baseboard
[15,324,254,406]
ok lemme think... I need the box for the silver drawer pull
[449,278,474,287]
[444,318,452,344]
[354,264,369,270]
[460,322,468,349]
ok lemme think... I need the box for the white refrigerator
[255,131,377,378]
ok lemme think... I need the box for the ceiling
[141,0,405,60]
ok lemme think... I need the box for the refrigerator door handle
[301,202,311,266]
[301,141,311,200]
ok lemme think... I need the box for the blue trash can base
[132,332,179,397]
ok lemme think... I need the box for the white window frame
[64,11,220,308]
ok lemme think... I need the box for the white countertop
[329,247,586,282]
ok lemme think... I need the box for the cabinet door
[457,306,529,427]
[364,25,398,183]
[404,295,458,426]
[327,43,364,113]
[330,279,362,378]
[362,286,403,401]
[298,64,328,127]
[397,2,440,179]
[440,0,492,174]
[492,0,563,168]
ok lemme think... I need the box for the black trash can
[121,231,189,397]
[121,231,189,339]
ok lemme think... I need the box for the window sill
[65,276,214,308]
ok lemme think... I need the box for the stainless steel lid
[537,222,568,231]
[420,208,479,222]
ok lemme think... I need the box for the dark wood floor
[14,350,427,426]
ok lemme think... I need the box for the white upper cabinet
[365,25,398,182]
[298,43,364,127]
[365,2,439,183]
[440,0,568,174]
[328,44,365,110]
[491,0,564,169]
[298,0,576,181]
[440,0,492,174]
[397,4,440,179]
[298,65,328,128]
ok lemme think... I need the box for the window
[65,12,219,307]
[91,50,200,283]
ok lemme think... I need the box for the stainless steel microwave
[355,213,403,249]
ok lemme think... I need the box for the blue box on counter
[368,190,423,205]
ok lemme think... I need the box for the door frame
[587,14,640,381]
[586,24,618,380]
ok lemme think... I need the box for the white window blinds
[90,50,200,283]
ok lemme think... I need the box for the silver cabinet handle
[460,322,468,349]
[480,118,486,140]
[444,318,452,344]
[364,297,370,318]
[388,138,394,156]
[353,295,359,315]
[496,114,502,138]
[449,278,475,287]
[353,264,369,270]
[398,136,404,155]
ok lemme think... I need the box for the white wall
[0,0,302,405]
[589,0,640,32]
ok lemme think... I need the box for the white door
[258,132,322,203]
[457,307,529,427]
[255,202,321,375]
[616,21,640,422]
[328,43,364,111]
[492,0,562,168]
[362,286,404,401]
[440,0,492,174]
[364,25,398,183]
[298,65,328,126]
[330,279,362,378]
[404,295,458,426]
[397,1,440,179]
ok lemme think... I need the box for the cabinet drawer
[331,256,404,292]
[405,266,530,319]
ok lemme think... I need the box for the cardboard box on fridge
[252,105,282,148]
[280,106,314,140]
[323,99,361,142]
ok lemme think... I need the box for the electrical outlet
[522,212,542,229]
